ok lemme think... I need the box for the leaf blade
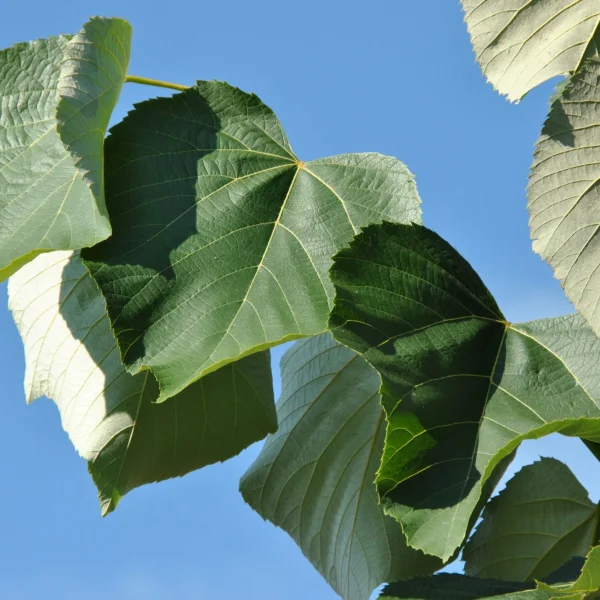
[240,334,441,600]
[0,17,131,278]
[8,251,276,514]
[464,458,597,582]
[82,81,422,401]
[380,545,600,599]
[529,57,600,336]
[460,0,600,101]
[329,222,600,560]
[380,574,545,600]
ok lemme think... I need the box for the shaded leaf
[549,76,573,107]
[240,334,441,600]
[464,458,597,581]
[329,222,600,560]
[380,547,600,599]
[529,57,600,337]
[544,558,587,586]
[380,574,543,600]
[550,546,600,595]
[82,80,422,401]
[8,251,276,514]
[0,17,131,280]
[460,1,600,101]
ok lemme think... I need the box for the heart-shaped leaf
[329,222,600,560]
[240,334,441,600]
[82,80,422,401]
[8,251,276,514]
[0,17,131,280]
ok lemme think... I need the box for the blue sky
[0,1,597,599]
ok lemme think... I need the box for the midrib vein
[104,370,150,513]
[208,164,303,362]
[441,323,508,557]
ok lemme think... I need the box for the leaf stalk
[125,75,189,92]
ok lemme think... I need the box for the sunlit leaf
[0,17,131,280]
[460,1,600,101]
[82,80,422,401]
[529,57,600,336]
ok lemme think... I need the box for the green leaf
[544,558,588,586]
[380,547,600,599]
[240,334,441,600]
[0,17,131,280]
[329,222,600,560]
[529,57,600,337]
[8,251,276,515]
[460,1,600,101]
[380,575,547,600]
[554,546,600,595]
[464,458,598,581]
[549,76,573,108]
[379,576,584,600]
[82,80,422,402]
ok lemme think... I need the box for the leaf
[380,547,600,599]
[239,334,442,600]
[329,222,600,560]
[461,5,600,335]
[529,57,600,337]
[81,80,422,402]
[464,458,598,581]
[544,558,588,586]
[460,0,600,102]
[556,546,600,595]
[0,17,131,280]
[549,76,573,107]
[8,251,276,515]
[380,574,546,600]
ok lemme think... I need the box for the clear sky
[0,2,597,599]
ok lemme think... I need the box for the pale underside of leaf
[329,223,600,561]
[82,80,422,402]
[461,0,600,101]
[0,17,131,281]
[464,458,597,582]
[240,334,441,600]
[8,251,276,514]
[529,57,600,336]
